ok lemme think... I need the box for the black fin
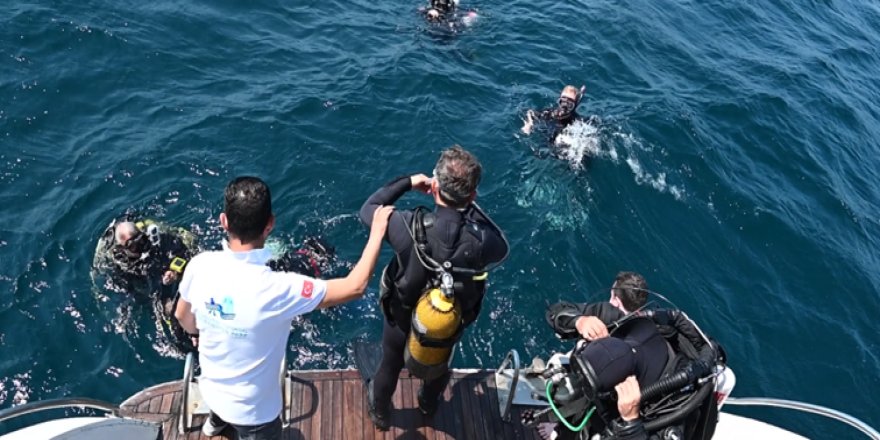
[353,338,383,383]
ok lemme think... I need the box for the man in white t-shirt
[175,176,393,439]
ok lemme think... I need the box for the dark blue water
[2,0,879,437]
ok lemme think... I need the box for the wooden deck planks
[122,369,541,440]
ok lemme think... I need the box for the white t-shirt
[179,245,327,426]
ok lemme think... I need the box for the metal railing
[726,397,880,440]
[178,351,196,434]
[0,398,119,424]
[495,349,521,423]
[177,351,292,433]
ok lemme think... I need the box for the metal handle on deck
[495,349,521,422]
[280,352,291,428]
[178,351,195,434]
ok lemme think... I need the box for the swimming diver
[521,85,598,143]
[422,0,478,29]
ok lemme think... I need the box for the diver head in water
[111,221,153,273]
[554,85,583,122]
[426,0,457,21]
[108,220,190,286]
[521,84,587,136]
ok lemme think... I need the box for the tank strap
[414,326,464,348]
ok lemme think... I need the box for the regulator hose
[639,369,693,402]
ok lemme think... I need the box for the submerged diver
[266,236,336,278]
[522,85,597,143]
[542,272,720,440]
[359,145,509,430]
[421,0,478,29]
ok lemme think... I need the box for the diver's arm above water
[322,206,392,308]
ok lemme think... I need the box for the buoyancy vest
[382,206,492,331]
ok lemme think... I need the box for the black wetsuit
[546,303,720,440]
[546,302,668,440]
[533,107,599,147]
[359,176,508,412]
[547,302,669,394]
[110,231,193,301]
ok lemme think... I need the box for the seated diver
[522,85,598,146]
[541,272,721,440]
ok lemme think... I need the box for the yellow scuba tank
[404,285,462,380]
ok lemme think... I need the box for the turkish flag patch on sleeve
[302,280,314,299]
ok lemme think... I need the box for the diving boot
[366,380,390,431]
[417,387,439,417]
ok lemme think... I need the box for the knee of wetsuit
[574,337,636,394]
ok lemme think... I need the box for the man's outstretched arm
[321,205,394,308]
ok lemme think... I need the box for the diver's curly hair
[434,145,481,208]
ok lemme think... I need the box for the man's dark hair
[612,271,648,311]
[434,145,482,209]
[224,176,272,243]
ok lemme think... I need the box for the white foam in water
[613,130,686,200]
[553,121,602,170]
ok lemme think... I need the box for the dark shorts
[209,412,282,440]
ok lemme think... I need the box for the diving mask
[556,96,578,119]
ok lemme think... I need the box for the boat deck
[119,369,541,440]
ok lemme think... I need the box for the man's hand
[575,315,608,340]
[162,270,179,285]
[615,376,641,421]
[370,205,394,237]
[323,205,393,309]
[410,174,432,194]
[521,110,535,134]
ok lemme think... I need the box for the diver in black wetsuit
[266,236,336,278]
[422,0,478,30]
[522,85,598,144]
[359,145,508,430]
[102,219,195,304]
[542,272,719,440]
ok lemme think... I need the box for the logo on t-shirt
[206,296,236,320]
[302,280,314,299]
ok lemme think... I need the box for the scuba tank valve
[146,224,161,247]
